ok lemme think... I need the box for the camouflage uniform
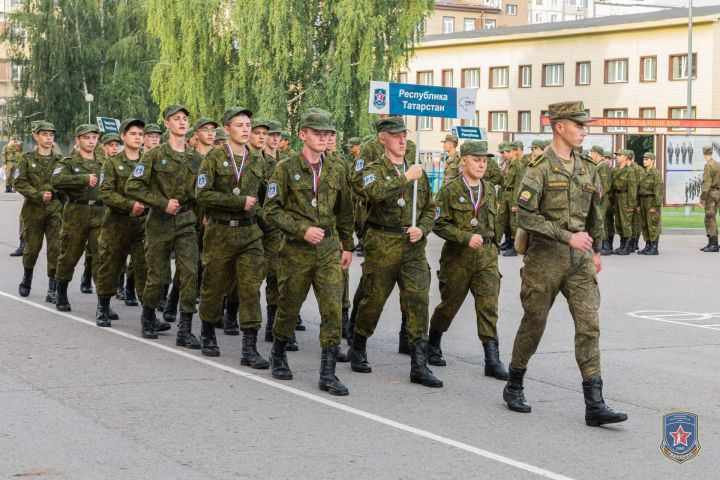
[701,147,720,241]
[327,150,353,312]
[3,141,22,192]
[637,156,663,245]
[441,151,460,189]
[497,146,523,247]
[611,158,637,242]
[630,158,644,245]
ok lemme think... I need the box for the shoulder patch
[267,182,278,199]
[529,154,546,167]
[99,172,105,185]
[14,167,20,179]
[435,206,441,220]
[52,167,63,175]
[133,165,145,177]
[363,173,376,186]
[517,185,538,204]
[196,173,207,189]
[355,159,365,172]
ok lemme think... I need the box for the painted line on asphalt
[628,311,720,331]
[0,290,575,480]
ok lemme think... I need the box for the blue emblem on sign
[363,173,375,186]
[435,206,441,220]
[661,411,701,464]
[133,165,144,177]
[373,88,387,109]
[267,182,278,199]
[355,159,365,172]
[196,173,207,189]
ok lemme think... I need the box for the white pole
[686,0,693,135]
[411,118,421,227]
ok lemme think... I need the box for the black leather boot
[599,239,611,256]
[703,236,719,252]
[9,236,24,257]
[80,264,93,294]
[264,304,276,342]
[95,296,111,327]
[633,236,640,252]
[107,304,119,321]
[200,320,220,357]
[334,346,349,363]
[55,281,71,312]
[162,285,179,322]
[319,347,349,396]
[502,243,518,257]
[349,334,372,373]
[409,342,443,388]
[482,339,509,380]
[503,367,531,413]
[427,328,446,366]
[398,313,410,355]
[18,267,33,297]
[700,235,711,251]
[270,338,292,380]
[295,315,306,331]
[637,240,650,255]
[582,376,628,427]
[115,274,125,300]
[287,332,299,351]
[611,237,624,255]
[157,283,169,312]
[241,330,269,368]
[46,275,57,304]
[141,306,158,339]
[223,300,240,336]
[124,276,138,306]
[647,240,659,255]
[616,237,631,255]
[176,313,200,349]
[341,308,349,339]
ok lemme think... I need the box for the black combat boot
[270,338,292,380]
[637,240,651,255]
[200,320,220,357]
[140,306,158,339]
[503,367,532,413]
[107,304,119,321]
[502,243,518,257]
[334,346,349,362]
[223,300,240,336]
[295,314,306,331]
[55,281,71,312]
[157,284,170,311]
[616,237,631,255]
[287,332,299,351]
[599,239,611,256]
[264,304,276,342]
[703,237,719,252]
[349,334,372,373]
[482,339,509,380]
[341,308,349,339]
[124,276,138,306]
[95,296,112,327]
[398,313,410,355]
[241,330,269,368]
[647,240,659,255]
[162,285,179,322]
[46,274,57,304]
[633,236,640,252]
[611,237,624,255]
[409,342,443,388]
[176,313,200,349]
[700,235,711,251]
[582,376,628,427]
[9,236,25,257]
[319,347,349,396]
[80,263,93,294]
[115,274,125,300]
[427,328,446,366]
[18,267,33,297]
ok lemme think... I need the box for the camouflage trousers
[354,200,368,240]
[601,197,613,240]
[509,235,601,381]
[613,193,634,238]
[95,212,147,298]
[4,162,16,189]
[262,228,283,307]
[21,199,62,276]
[703,189,720,237]
[430,242,500,342]
[632,202,641,238]
[143,210,198,314]
[496,188,517,241]
[639,196,662,242]
[55,204,104,283]
[273,237,343,348]
[354,228,430,346]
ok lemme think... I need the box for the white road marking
[628,310,720,330]
[0,290,574,480]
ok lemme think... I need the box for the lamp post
[0,98,7,141]
[85,93,94,125]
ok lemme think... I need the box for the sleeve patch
[363,173,375,186]
[517,186,537,203]
[52,167,63,175]
[133,165,145,177]
[14,167,20,179]
[354,159,365,172]
[196,173,207,189]
[267,182,278,199]
[99,172,105,185]
[435,206,441,220]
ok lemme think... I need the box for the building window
[462,68,480,88]
[442,16,455,34]
[604,108,628,133]
[518,65,532,88]
[464,18,475,31]
[550,14,558,22]
[490,67,509,88]
[640,56,657,82]
[463,110,480,128]
[605,59,628,83]
[640,107,656,132]
[10,64,23,82]
[518,111,532,132]
[541,110,552,133]
[669,106,696,131]
[506,4,517,15]
[417,71,433,130]
[576,61,591,85]
[441,70,454,131]
[536,0,543,4]
[670,54,697,80]
[484,19,496,29]
[489,111,508,132]
[397,71,408,84]
[542,63,564,86]
[535,13,543,23]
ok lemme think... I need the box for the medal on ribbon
[392,161,406,208]
[303,154,323,208]
[226,144,247,196]
[462,177,483,228]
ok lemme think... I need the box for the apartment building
[425,0,529,34]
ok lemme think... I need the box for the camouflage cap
[221,106,253,126]
[590,145,605,154]
[502,142,514,152]
[9,135,20,141]
[32,121,56,133]
[267,120,283,134]
[614,149,632,157]
[280,131,290,140]
[460,140,494,157]
[703,145,713,154]
[642,152,656,160]
[542,140,552,148]
[530,139,545,149]
[497,142,506,151]
[100,133,121,144]
[162,104,190,119]
[214,127,228,141]
[143,123,163,134]
[375,116,406,134]
[74,123,100,136]
[508,141,521,150]
[547,101,592,124]
[361,134,375,143]
[299,110,336,132]
[514,140,524,149]
[627,150,635,158]
[185,127,195,140]
[345,137,361,147]
[250,118,271,130]
[442,134,459,144]
[603,150,614,157]
[192,117,218,130]
[120,118,145,133]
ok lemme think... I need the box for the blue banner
[453,126,483,140]
[369,81,477,120]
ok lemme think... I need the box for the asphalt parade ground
[0,188,718,480]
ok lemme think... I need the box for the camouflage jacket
[14,150,63,203]
[701,159,720,198]
[100,150,144,215]
[637,167,664,207]
[434,175,497,246]
[51,151,103,202]
[611,166,638,209]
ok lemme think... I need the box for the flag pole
[411,117,420,227]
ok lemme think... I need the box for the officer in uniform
[700,145,720,252]
[610,150,637,255]
[4,135,22,193]
[14,122,63,301]
[348,116,442,388]
[498,141,522,256]
[428,140,508,380]
[589,146,613,254]
[126,105,202,345]
[636,152,663,255]
[440,134,460,189]
[503,101,627,427]
[264,109,354,396]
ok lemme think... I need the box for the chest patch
[133,165,144,177]
[363,173,376,186]
[52,167,63,175]
[435,206,441,220]
[355,159,364,172]
[267,182,278,199]
[196,173,207,189]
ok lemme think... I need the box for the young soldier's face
[195,123,216,146]
[379,131,407,159]
[442,141,454,153]
[266,132,280,150]
[349,145,361,156]
[122,126,144,151]
[555,119,587,149]
[213,139,226,149]
[77,133,99,153]
[164,112,188,136]
[617,155,628,167]
[462,154,487,181]
[103,141,120,157]
[278,138,289,149]
[643,157,654,168]
[34,131,55,149]
[326,133,337,152]
[250,127,268,150]
[144,133,161,150]
[300,128,330,154]
[225,114,251,146]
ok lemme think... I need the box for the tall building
[425,0,529,34]
[529,0,677,24]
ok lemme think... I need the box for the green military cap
[162,104,190,119]
[460,140,494,157]
[703,145,713,154]
[74,123,100,136]
[530,139,545,149]
[374,116,406,134]
[642,152,656,160]
[361,134,374,144]
[120,118,145,133]
[346,137,361,147]
[214,127,228,141]
[267,120,283,134]
[221,106,253,126]
[9,135,20,141]
[144,123,163,134]
[603,150,614,158]
[542,140,551,148]
[497,142,506,151]
[32,121,56,133]
[514,140,524,149]
[193,117,218,130]
[614,149,632,157]
[441,134,459,144]
[547,101,593,124]
[508,141,521,149]
[300,110,336,132]
[185,127,195,140]
[590,145,604,154]
[100,133,120,144]
[251,118,271,130]
[627,150,635,158]
[280,131,290,140]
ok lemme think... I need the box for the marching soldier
[143,124,163,152]
[700,145,720,252]
[440,134,460,188]
[637,152,663,255]
[503,101,627,427]
[4,135,22,193]
[628,151,643,252]
[610,150,637,256]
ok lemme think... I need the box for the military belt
[366,222,409,234]
[69,199,104,206]
[209,217,257,227]
[177,202,195,213]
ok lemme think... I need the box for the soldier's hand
[511,206,517,213]
[244,196,257,211]
[407,226,423,243]
[203,216,209,226]
[42,191,53,203]
[341,251,352,269]
[593,253,602,273]
[88,174,98,187]
[626,208,634,213]
[304,226,325,245]
[468,234,484,249]
[165,198,180,215]
[405,164,424,182]
[569,231,593,252]
[649,208,656,214]
[130,202,145,217]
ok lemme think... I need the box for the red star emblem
[375,91,385,103]
[670,425,692,447]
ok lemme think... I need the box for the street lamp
[85,93,94,124]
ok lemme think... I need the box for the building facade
[425,0,529,34]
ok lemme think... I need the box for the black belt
[178,202,195,213]
[209,217,257,227]
[613,190,627,193]
[69,199,104,206]
[366,222,409,234]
